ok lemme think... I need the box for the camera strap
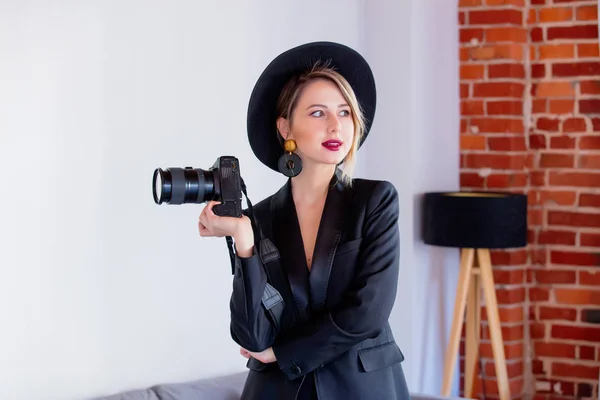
[225,178,284,334]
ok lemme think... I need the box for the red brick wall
[459,0,600,399]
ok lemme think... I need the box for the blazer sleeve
[229,238,276,352]
[271,180,400,381]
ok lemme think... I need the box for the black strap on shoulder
[225,177,284,333]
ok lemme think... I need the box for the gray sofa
[92,370,467,400]
[93,371,249,400]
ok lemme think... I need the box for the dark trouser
[296,372,318,400]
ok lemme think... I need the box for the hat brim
[247,41,377,173]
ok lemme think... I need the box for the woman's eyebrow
[306,103,349,109]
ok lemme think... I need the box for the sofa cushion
[152,371,248,400]
[92,388,160,400]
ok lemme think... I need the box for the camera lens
[152,167,215,205]
[152,168,169,204]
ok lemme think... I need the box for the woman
[198,42,410,400]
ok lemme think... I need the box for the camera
[152,156,243,218]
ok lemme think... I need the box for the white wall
[362,0,461,395]
[0,1,459,399]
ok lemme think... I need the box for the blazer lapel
[309,172,348,313]
[269,169,350,320]
[271,179,311,322]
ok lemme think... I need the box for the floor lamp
[422,191,527,400]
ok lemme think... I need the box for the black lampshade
[422,191,528,249]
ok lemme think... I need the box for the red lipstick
[322,140,342,151]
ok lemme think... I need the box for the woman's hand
[198,201,254,256]
[240,347,277,364]
[197,201,249,238]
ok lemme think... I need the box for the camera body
[153,155,243,218]
[209,156,243,217]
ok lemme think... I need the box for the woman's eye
[339,110,350,116]
[310,110,324,117]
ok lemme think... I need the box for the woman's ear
[276,117,290,140]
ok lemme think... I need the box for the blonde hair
[275,61,366,187]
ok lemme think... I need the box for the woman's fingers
[198,213,207,229]
[198,221,209,236]
[197,201,226,237]
[198,202,215,235]
[204,201,222,219]
[198,209,208,236]
[205,200,217,214]
[240,347,250,359]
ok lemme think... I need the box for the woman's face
[278,78,355,169]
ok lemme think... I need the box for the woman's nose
[328,115,342,132]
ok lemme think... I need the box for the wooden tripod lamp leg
[441,248,475,396]
[477,248,510,400]
[464,267,481,398]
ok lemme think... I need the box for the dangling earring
[277,139,302,177]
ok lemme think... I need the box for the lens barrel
[152,167,215,205]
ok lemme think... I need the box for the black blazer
[229,173,410,400]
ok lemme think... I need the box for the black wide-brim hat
[247,41,377,173]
